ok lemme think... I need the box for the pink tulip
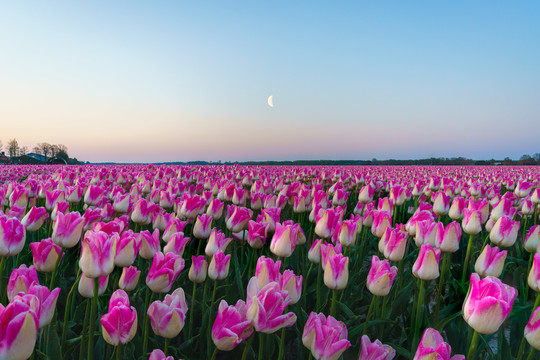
[205,229,233,257]
[146,252,185,293]
[180,194,206,219]
[315,207,342,239]
[212,299,254,351]
[270,222,298,258]
[414,220,437,247]
[462,208,482,235]
[27,285,61,328]
[21,206,49,232]
[490,197,516,222]
[45,189,65,211]
[0,298,39,360]
[254,256,282,289]
[149,349,179,360]
[208,250,231,280]
[435,221,462,253]
[525,225,540,253]
[371,210,392,238]
[279,270,302,304]
[412,244,441,280]
[359,335,396,360]
[413,328,464,360]
[334,220,359,247]
[448,197,466,220]
[406,210,436,236]
[302,312,351,360]
[30,238,63,273]
[131,198,155,225]
[358,184,375,203]
[380,228,408,262]
[147,288,188,338]
[79,274,109,298]
[162,218,186,243]
[0,216,26,256]
[525,306,540,350]
[515,180,534,198]
[9,185,29,208]
[84,185,106,206]
[463,273,517,334]
[225,205,252,232]
[159,190,175,209]
[66,185,84,204]
[474,245,507,278]
[193,214,213,239]
[82,208,102,231]
[113,193,132,214]
[115,230,141,267]
[51,211,85,248]
[163,232,191,257]
[261,207,281,232]
[308,239,323,264]
[79,230,117,278]
[324,253,349,290]
[432,192,450,216]
[7,264,39,302]
[489,215,520,247]
[246,282,296,333]
[529,253,540,292]
[188,255,208,283]
[367,256,397,296]
[247,220,269,249]
[101,289,137,345]
[390,185,407,206]
[138,229,161,259]
[206,199,224,220]
[119,266,141,291]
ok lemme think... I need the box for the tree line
[0,139,73,162]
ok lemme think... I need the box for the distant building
[27,152,47,162]
[0,152,9,165]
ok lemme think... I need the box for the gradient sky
[1,1,539,163]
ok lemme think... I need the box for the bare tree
[7,139,19,158]
[19,146,28,156]
[0,139,3,152]
[37,142,52,160]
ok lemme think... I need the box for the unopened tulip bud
[367,256,397,296]
[79,274,109,298]
[324,253,349,290]
[118,266,141,291]
[474,245,507,278]
[489,216,519,247]
[189,255,208,283]
[412,244,441,280]
[525,306,540,350]
[208,251,231,280]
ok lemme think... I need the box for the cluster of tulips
[0,164,540,359]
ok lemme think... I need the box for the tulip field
[2,164,540,360]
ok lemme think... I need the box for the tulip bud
[435,221,462,253]
[413,328,464,360]
[29,238,62,273]
[463,273,516,334]
[412,244,441,280]
[188,255,208,283]
[7,265,39,302]
[212,300,254,351]
[462,209,482,235]
[270,222,298,258]
[147,288,188,338]
[193,214,213,239]
[79,274,109,298]
[118,266,141,291]
[525,225,540,253]
[308,239,323,264]
[21,206,49,232]
[146,252,185,293]
[51,211,85,248]
[474,244,507,278]
[324,253,349,290]
[279,270,302,304]
[0,216,26,256]
[359,335,396,360]
[525,306,540,350]
[0,299,39,360]
[529,253,540,292]
[208,251,231,280]
[489,216,519,247]
[79,230,117,278]
[100,289,138,346]
[367,256,397,296]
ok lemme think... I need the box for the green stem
[49,247,65,290]
[142,289,155,357]
[164,338,169,355]
[277,327,286,360]
[188,282,197,339]
[461,233,474,287]
[329,289,338,317]
[210,347,218,360]
[526,348,536,360]
[435,253,449,324]
[208,280,218,355]
[526,253,535,301]
[517,336,527,360]
[315,264,322,311]
[467,330,480,360]
[412,280,425,352]
[258,333,264,360]
[0,256,6,301]
[116,343,122,360]
[88,278,99,360]
[79,299,90,360]
[62,269,81,352]
[362,295,377,336]
[240,333,255,360]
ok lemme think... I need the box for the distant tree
[7,139,19,158]
[533,153,540,163]
[0,139,2,152]
[503,157,513,165]
[36,143,52,160]
[520,154,532,161]
[19,146,28,156]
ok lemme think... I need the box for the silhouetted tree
[7,139,19,158]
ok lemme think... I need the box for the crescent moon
[267,95,274,107]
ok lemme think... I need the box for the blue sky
[1,1,539,162]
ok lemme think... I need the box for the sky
[1,1,539,163]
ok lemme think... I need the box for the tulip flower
[279,270,302,304]
[79,274,109,298]
[474,245,507,278]
[118,266,141,291]
[206,198,224,220]
[270,222,298,258]
[489,215,520,247]
[246,220,269,249]
[146,252,185,293]
[254,256,281,289]
[21,206,49,232]
[529,253,540,292]
[413,328,465,360]
[515,180,534,198]
[149,349,177,360]
[334,220,359,247]
[147,288,188,338]
[406,210,436,236]
[29,238,63,273]
[79,230,117,278]
[138,229,161,259]
[114,230,141,267]
[162,232,190,257]
[162,218,186,243]
[358,184,375,203]
[7,264,40,302]
[9,185,29,208]
[432,192,450,216]
[101,289,138,346]
[462,208,482,235]
[302,312,351,360]
[414,220,437,247]
[27,285,61,328]
[246,282,296,333]
[82,208,102,232]
[412,243,441,281]
[371,210,392,238]
[0,298,39,360]
[225,205,252,232]
[448,197,466,220]
[435,221,462,253]
[0,216,26,256]
[51,211,85,248]
[490,197,517,222]
[324,253,349,290]
[315,207,342,239]
[463,273,517,334]
[525,225,540,253]
[367,256,397,296]
[359,335,396,360]
[188,255,208,283]
[308,239,323,264]
[208,251,231,281]
[193,214,213,239]
[84,185,105,206]
[205,229,232,257]
[525,306,540,350]
[211,299,254,351]
[131,198,155,225]
[113,193,132,214]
